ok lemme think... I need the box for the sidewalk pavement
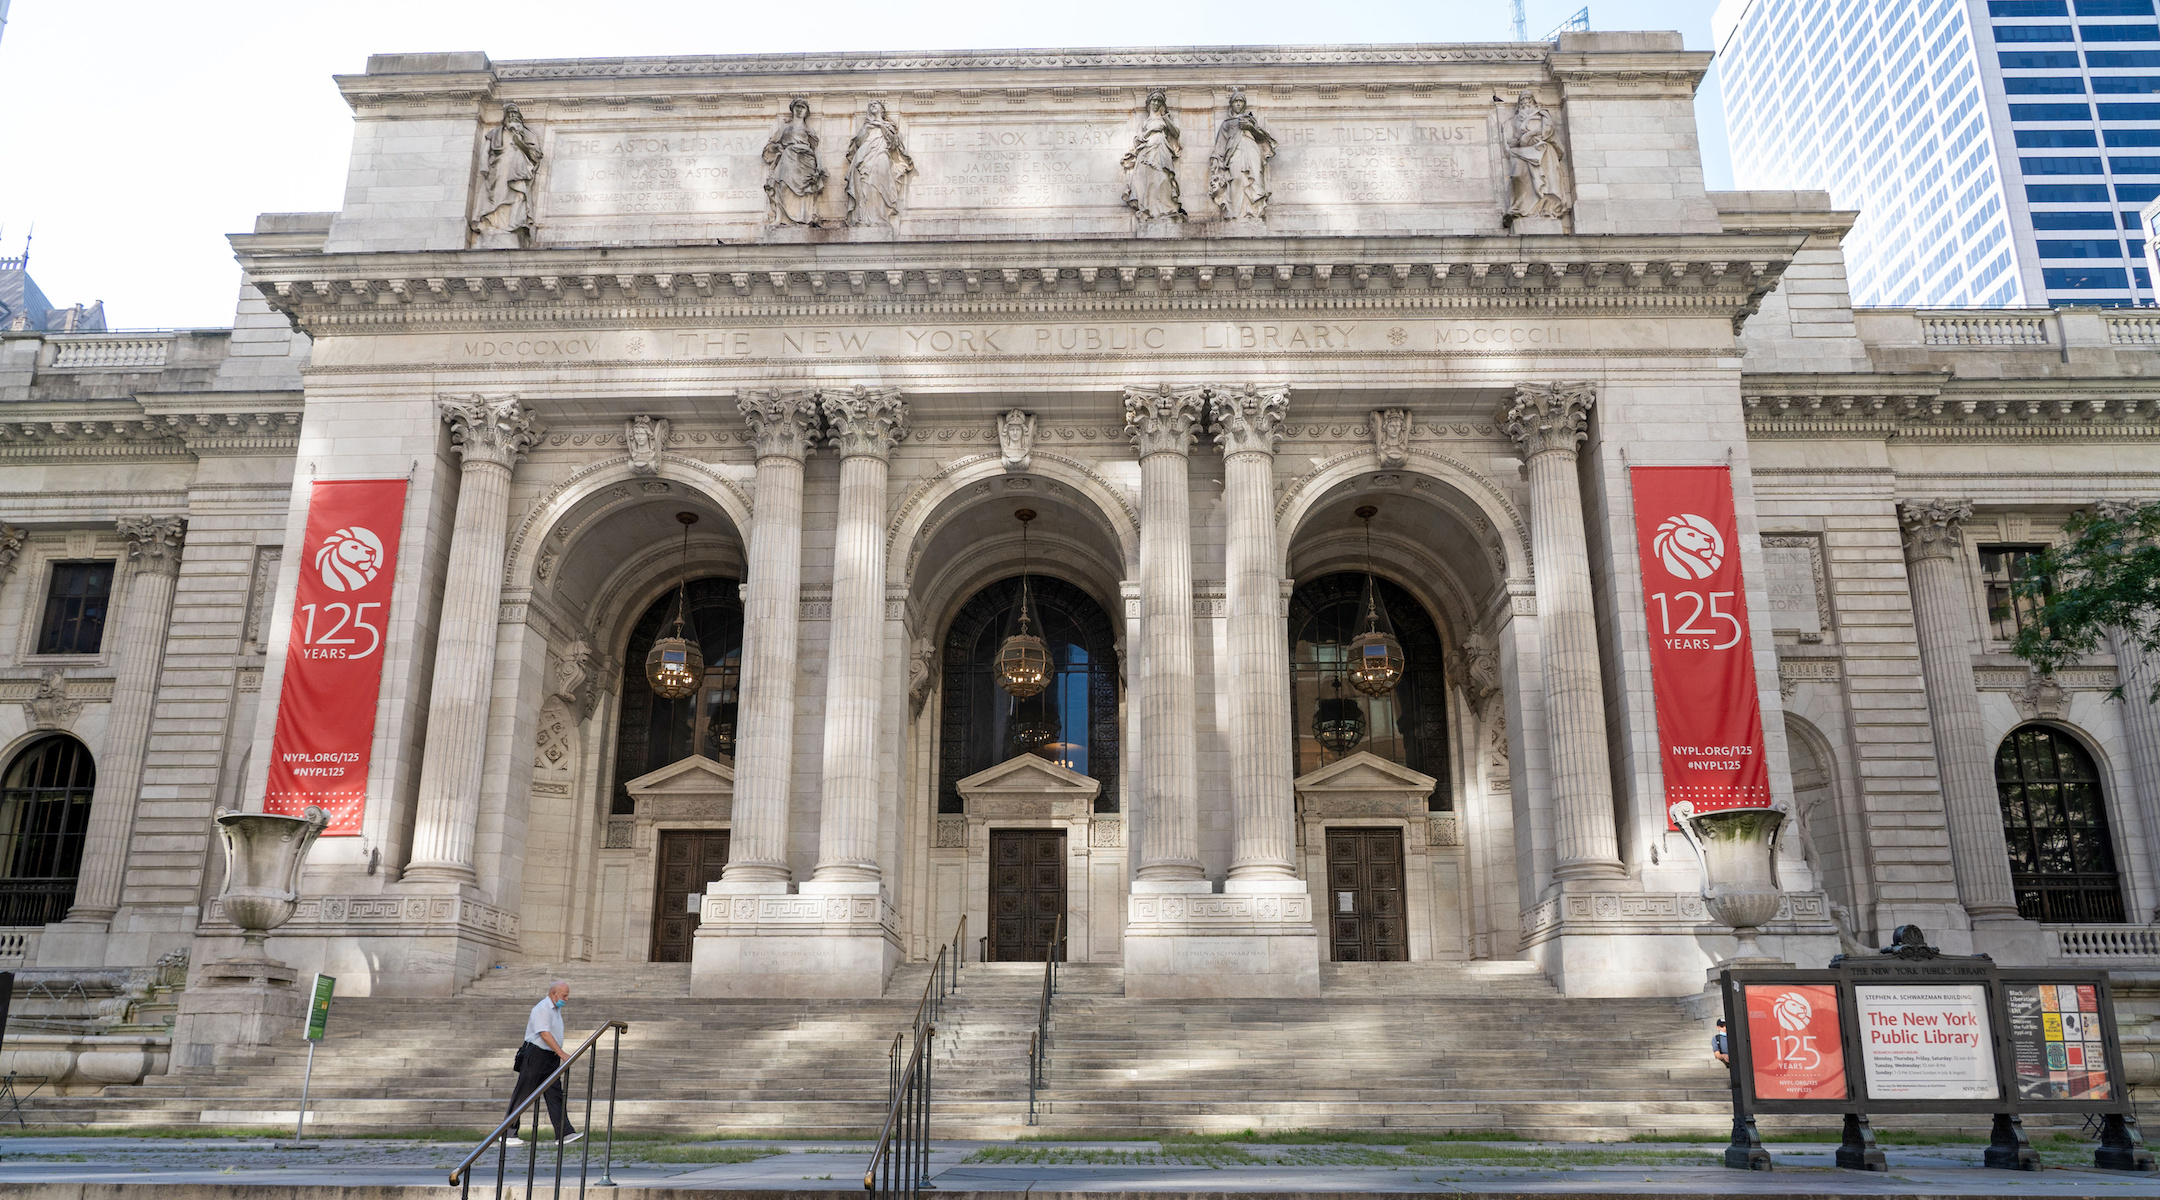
[0,1136,2153,1194]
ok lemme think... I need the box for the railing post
[601,1023,621,1187]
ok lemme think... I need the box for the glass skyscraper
[1717,0,2160,307]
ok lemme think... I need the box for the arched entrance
[1995,724,2124,923]
[0,735,94,926]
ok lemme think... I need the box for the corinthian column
[406,395,542,884]
[720,389,822,890]
[1502,383,1623,880]
[65,516,186,925]
[1210,384,1299,884]
[809,387,908,886]
[2105,628,2160,916]
[1124,386,1208,883]
[1900,500,2021,922]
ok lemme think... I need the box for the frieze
[699,894,889,931]
[1089,817,1124,848]
[1129,892,1313,929]
[1974,664,2118,691]
[0,676,114,703]
[1428,813,1462,846]
[491,46,1558,82]
[206,893,522,949]
[1776,656,1842,698]
[933,817,968,848]
[1519,889,1833,946]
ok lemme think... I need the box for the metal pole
[293,1040,317,1143]
[599,1024,621,1188]
[579,1042,597,1194]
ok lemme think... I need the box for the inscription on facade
[1762,535,1830,638]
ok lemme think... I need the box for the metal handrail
[865,1021,935,1199]
[1025,913,1064,1126]
[449,1018,629,1200]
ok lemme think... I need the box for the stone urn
[1673,800,1787,962]
[214,806,328,955]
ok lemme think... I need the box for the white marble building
[2,34,2157,1003]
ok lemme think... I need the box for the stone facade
[2,35,2158,1002]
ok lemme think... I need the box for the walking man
[507,980,582,1146]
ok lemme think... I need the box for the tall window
[1979,544,2049,640]
[613,578,744,815]
[0,736,95,926]
[1289,573,1451,810]
[939,577,1119,814]
[1995,725,2125,923]
[37,562,114,655]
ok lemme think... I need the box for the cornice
[0,403,304,460]
[489,45,1558,83]
[1742,373,2160,440]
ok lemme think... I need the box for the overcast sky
[0,0,1729,330]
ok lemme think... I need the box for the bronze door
[1325,827,1408,962]
[989,830,1066,961]
[651,830,730,962]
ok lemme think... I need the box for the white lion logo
[1771,991,1812,1032]
[315,526,385,592]
[1653,513,1725,579]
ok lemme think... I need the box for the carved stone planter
[1673,801,1787,962]
[171,807,327,1071]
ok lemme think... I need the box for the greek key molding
[206,893,522,949]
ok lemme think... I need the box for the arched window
[1289,573,1450,810]
[1995,725,2124,923]
[613,578,744,815]
[0,736,95,926]
[939,577,1119,814]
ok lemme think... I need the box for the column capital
[438,394,543,469]
[1207,383,1291,457]
[1502,382,1596,460]
[738,388,824,461]
[819,387,909,460]
[1898,499,1973,562]
[1123,385,1207,458]
[0,522,24,585]
[117,515,187,578]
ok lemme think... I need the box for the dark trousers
[508,1044,575,1139]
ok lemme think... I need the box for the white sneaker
[561,1132,585,1145]
[506,1137,526,1147]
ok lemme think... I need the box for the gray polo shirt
[524,996,564,1052]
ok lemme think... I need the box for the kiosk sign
[1744,983,1846,1100]
[1855,984,1998,1100]
[2006,981,2113,1101]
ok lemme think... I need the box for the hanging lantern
[995,509,1052,699]
[1313,674,1367,756]
[1012,717,1058,753]
[1348,505,1406,697]
[645,512,705,701]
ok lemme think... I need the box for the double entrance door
[1325,827,1408,962]
[988,829,1065,961]
[651,830,730,962]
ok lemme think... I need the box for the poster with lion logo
[264,479,408,834]
[1629,466,1773,821]
[1745,983,1847,1100]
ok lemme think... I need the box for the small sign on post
[288,973,334,1149]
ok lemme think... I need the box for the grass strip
[1403,1143,1717,1168]
[612,1144,783,1164]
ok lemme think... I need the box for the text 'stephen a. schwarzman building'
[5,34,2160,1010]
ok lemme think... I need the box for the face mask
[554,998,566,1009]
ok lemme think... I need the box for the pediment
[1293,750,1436,795]
[625,754,736,798]
[956,753,1102,802]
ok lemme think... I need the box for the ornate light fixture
[1313,672,1367,757]
[644,512,704,701]
[995,509,1051,699]
[1348,504,1406,697]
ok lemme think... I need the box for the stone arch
[887,451,1140,589]
[1992,720,2129,923]
[1782,713,1865,924]
[1276,447,1530,585]
[504,455,754,593]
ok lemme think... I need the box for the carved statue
[552,638,594,717]
[908,637,939,717]
[1501,91,1572,222]
[997,409,1037,472]
[1460,634,1501,723]
[472,103,544,247]
[25,669,80,731]
[625,415,669,476]
[1208,90,1275,223]
[763,97,827,227]
[844,101,915,230]
[1371,408,1411,469]
[0,522,23,583]
[1122,90,1185,223]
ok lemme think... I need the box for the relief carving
[552,637,594,717]
[1500,90,1571,223]
[907,636,939,717]
[0,522,23,584]
[625,416,669,476]
[1208,90,1275,224]
[1122,89,1186,225]
[25,669,81,731]
[472,103,544,248]
[763,97,827,227]
[844,101,915,229]
[997,409,1037,472]
[1370,408,1411,468]
[119,516,187,578]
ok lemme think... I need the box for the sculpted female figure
[763,97,827,227]
[1121,89,1185,222]
[844,101,916,229]
[471,102,543,246]
[1208,90,1275,222]
[1503,90,1573,220]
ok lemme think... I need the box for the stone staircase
[26,958,1757,1140]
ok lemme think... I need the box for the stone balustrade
[2050,924,2160,960]
[46,335,174,371]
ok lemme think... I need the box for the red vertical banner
[263,480,408,835]
[1629,466,1773,819]
[1745,983,1848,1100]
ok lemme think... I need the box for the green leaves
[2009,502,2160,700]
